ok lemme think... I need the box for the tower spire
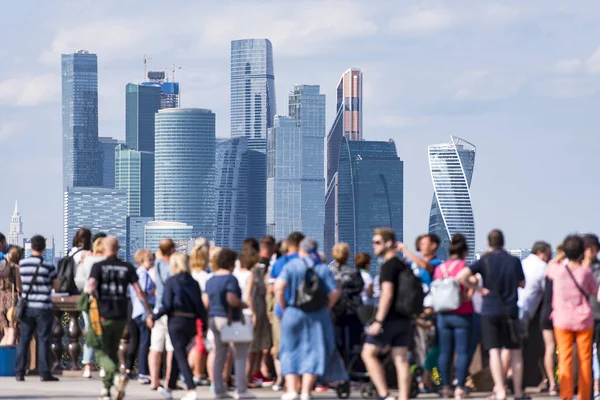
[14,200,18,214]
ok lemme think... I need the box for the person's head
[419,234,440,257]
[209,246,222,270]
[488,229,505,250]
[276,240,288,259]
[240,239,259,269]
[583,234,600,262]
[332,243,350,266]
[159,239,176,259]
[190,238,210,273]
[531,241,552,263]
[562,235,585,262]
[72,228,92,251]
[287,232,305,253]
[134,248,153,269]
[0,233,7,252]
[30,235,46,254]
[169,253,190,276]
[6,246,23,266]
[414,234,425,253]
[372,227,396,257]
[299,238,319,260]
[217,248,238,271]
[103,236,119,258]
[448,233,469,259]
[260,235,276,259]
[92,232,107,244]
[92,237,105,256]
[355,252,371,271]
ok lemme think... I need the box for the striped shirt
[19,256,57,310]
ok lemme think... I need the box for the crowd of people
[1,227,600,400]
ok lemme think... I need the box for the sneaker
[300,394,312,400]
[181,391,198,400]
[235,392,256,399]
[114,374,129,400]
[99,388,111,400]
[99,369,106,378]
[83,369,92,379]
[272,384,283,392]
[281,393,299,400]
[260,375,274,387]
[314,385,327,393]
[138,374,151,384]
[158,386,173,399]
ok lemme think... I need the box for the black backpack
[394,261,425,317]
[295,260,328,312]
[57,249,83,294]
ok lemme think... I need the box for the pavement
[0,377,558,400]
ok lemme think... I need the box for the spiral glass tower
[428,136,476,261]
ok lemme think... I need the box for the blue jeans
[135,316,151,375]
[437,313,472,388]
[82,311,95,365]
[467,313,481,366]
[15,308,54,377]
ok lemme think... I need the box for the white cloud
[389,8,458,34]
[451,69,522,100]
[586,47,600,74]
[0,74,59,106]
[553,58,583,74]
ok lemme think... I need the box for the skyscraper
[325,68,363,253]
[144,221,193,252]
[115,144,154,218]
[8,201,23,246]
[215,137,248,249]
[154,108,216,239]
[126,83,161,152]
[61,50,102,189]
[428,136,476,261]
[336,138,404,260]
[64,187,128,259]
[230,38,276,152]
[126,216,153,262]
[98,137,123,188]
[267,85,326,243]
[145,71,180,109]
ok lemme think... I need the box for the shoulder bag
[15,260,43,321]
[565,263,590,303]
[430,260,462,312]
[220,276,254,343]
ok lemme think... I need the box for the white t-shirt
[191,270,212,292]
[233,268,252,302]
[471,274,483,314]
[360,270,374,305]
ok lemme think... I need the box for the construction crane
[143,54,152,81]
[161,63,182,82]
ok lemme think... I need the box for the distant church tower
[8,201,23,246]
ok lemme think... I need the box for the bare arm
[226,292,247,309]
[245,273,255,312]
[274,279,287,311]
[518,280,525,289]
[397,243,433,273]
[202,293,210,311]
[366,283,374,297]
[374,281,394,323]
[132,282,153,317]
[328,288,342,309]
[86,277,97,294]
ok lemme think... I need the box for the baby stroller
[335,305,423,399]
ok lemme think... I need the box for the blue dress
[278,256,348,382]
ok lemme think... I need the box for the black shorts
[366,318,412,348]
[481,315,520,350]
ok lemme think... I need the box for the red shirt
[433,259,474,315]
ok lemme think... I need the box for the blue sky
[1,0,599,254]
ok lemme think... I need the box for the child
[416,306,439,393]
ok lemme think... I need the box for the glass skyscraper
[63,187,128,259]
[61,50,103,189]
[115,144,154,218]
[230,38,276,152]
[145,71,180,109]
[144,221,193,253]
[126,83,161,152]
[215,137,249,250]
[267,85,326,243]
[126,216,153,262]
[428,136,476,261]
[98,137,122,189]
[336,138,404,260]
[154,108,216,239]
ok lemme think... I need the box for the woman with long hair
[0,246,23,345]
[189,238,211,386]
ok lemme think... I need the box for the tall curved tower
[428,136,475,261]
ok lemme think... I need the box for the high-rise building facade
[61,50,102,189]
[126,83,161,152]
[8,201,23,246]
[144,221,193,252]
[126,216,153,263]
[428,136,475,261]
[98,137,123,189]
[63,187,128,259]
[215,138,248,249]
[325,68,363,253]
[267,85,326,243]
[115,144,154,218]
[155,108,216,239]
[336,138,404,260]
[230,38,276,152]
[145,71,180,109]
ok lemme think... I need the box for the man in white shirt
[518,241,552,321]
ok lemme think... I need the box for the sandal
[454,388,467,399]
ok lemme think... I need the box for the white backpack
[430,260,462,312]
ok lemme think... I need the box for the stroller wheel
[336,381,351,399]
[360,382,376,399]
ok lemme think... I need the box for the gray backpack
[430,260,462,312]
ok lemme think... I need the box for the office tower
[325,68,363,253]
[61,50,102,189]
[428,136,476,261]
[8,201,23,246]
[115,144,154,218]
[336,138,404,261]
[126,83,161,152]
[230,38,276,152]
[145,71,180,109]
[126,216,153,262]
[267,85,326,243]
[144,221,193,252]
[63,187,128,258]
[245,150,267,239]
[155,108,216,239]
[215,137,249,249]
[98,137,122,188]
[24,236,55,261]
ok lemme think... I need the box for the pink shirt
[433,259,474,315]
[547,261,598,331]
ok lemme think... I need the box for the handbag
[15,260,43,321]
[430,260,462,312]
[6,267,17,322]
[220,303,253,343]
